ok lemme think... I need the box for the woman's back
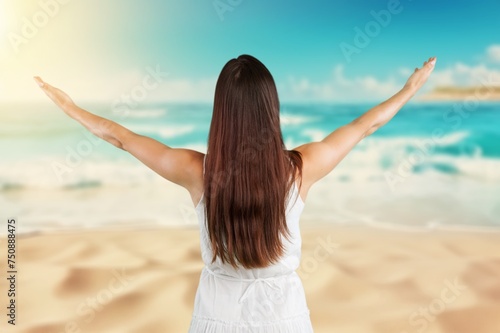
[188,155,314,332]
[196,170,305,279]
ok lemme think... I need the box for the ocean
[1,102,499,234]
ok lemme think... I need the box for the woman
[35,54,436,332]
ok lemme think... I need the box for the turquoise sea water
[1,102,499,232]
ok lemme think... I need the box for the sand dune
[1,225,500,333]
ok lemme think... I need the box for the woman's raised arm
[34,77,203,201]
[294,57,437,200]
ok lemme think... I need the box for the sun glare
[0,2,8,37]
[0,19,4,38]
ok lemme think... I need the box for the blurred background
[1,0,499,233]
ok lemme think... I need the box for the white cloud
[0,65,217,104]
[87,72,217,103]
[146,78,216,102]
[487,45,500,63]
[128,124,196,138]
[398,67,413,77]
[427,62,500,88]
[281,45,500,103]
[283,64,401,102]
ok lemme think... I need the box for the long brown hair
[204,54,303,269]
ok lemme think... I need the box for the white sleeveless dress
[188,155,314,332]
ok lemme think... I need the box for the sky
[1,0,500,103]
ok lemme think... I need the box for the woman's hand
[403,56,437,93]
[34,76,75,110]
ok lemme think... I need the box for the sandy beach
[1,225,499,333]
[419,86,500,101]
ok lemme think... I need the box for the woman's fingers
[33,76,75,108]
[404,56,437,91]
[34,77,55,94]
[34,76,57,92]
[419,57,437,71]
[33,76,46,88]
[427,57,437,69]
[34,77,58,99]
[34,76,58,102]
